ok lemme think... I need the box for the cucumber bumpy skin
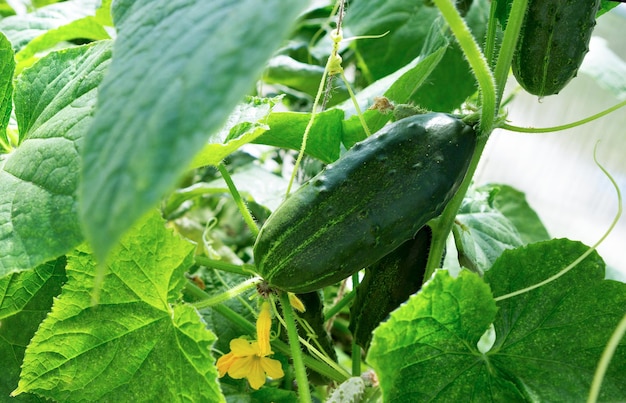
[254,113,476,293]
[512,0,601,96]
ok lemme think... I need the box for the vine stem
[501,98,626,133]
[432,0,496,132]
[492,0,528,107]
[495,145,622,301]
[350,273,361,376]
[193,256,254,276]
[191,276,262,310]
[280,292,312,403]
[217,163,259,238]
[588,312,626,403]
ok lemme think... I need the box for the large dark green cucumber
[512,0,601,96]
[254,113,476,293]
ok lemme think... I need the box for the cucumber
[512,0,601,96]
[254,113,476,293]
[349,225,431,350]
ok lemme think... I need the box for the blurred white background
[475,5,626,280]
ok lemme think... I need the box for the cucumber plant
[0,1,625,403]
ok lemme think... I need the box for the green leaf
[189,96,280,169]
[597,1,620,18]
[264,55,346,99]
[0,31,14,142]
[486,183,550,244]
[0,258,66,403]
[367,269,504,402]
[485,239,626,401]
[453,187,523,274]
[80,0,309,263]
[14,15,111,74]
[343,0,489,112]
[255,108,344,163]
[0,0,99,51]
[14,211,225,402]
[580,37,626,101]
[0,257,66,319]
[0,41,111,274]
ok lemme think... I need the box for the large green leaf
[0,41,111,274]
[367,269,506,402]
[485,240,626,401]
[13,211,225,402]
[80,0,309,263]
[0,31,14,140]
[0,258,66,402]
[368,239,626,402]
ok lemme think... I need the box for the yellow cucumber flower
[216,301,283,390]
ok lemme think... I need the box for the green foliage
[0,0,624,401]
[369,240,626,402]
[0,41,110,273]
[0,258,66,402]
[13,211,224,402]
[79,0,309,263]
[344,0,490,111]
[0,32,13,141]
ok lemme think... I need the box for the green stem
[483,0,499,68]
[492,0,528,108]
[433,0,496,132]
[350,273,361,376]
[501,98,626,133]
[286,59,329,196]
[280,292,312,403]
[323,289,355,321]
[423,131,489,281]
[587,312,626,403]
[217,163,259,238]
[341,71,371,137]
[191,276,262,310]
[194,255,254,276]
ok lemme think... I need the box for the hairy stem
[280,292,312,403]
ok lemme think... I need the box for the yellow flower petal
[216,352,237,377]
[245,358,267,390]
[260,356,285,380]
[288,292,306,313]
[228,355,255,379]
[230,338,258,356]
[257,301,272,356]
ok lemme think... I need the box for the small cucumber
[254,113,476,293]
[512,0,601,96]
[349,225,431,350]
